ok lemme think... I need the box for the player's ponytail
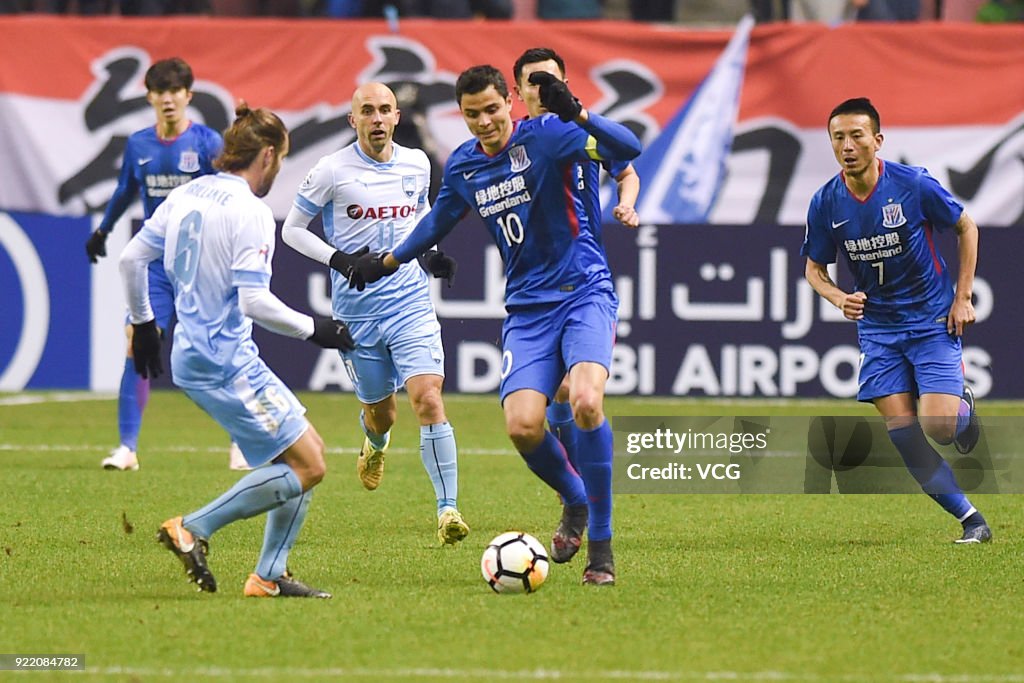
[214,100,288,172]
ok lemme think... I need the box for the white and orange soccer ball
[480,531,549,594]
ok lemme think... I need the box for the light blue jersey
[133,173,278,390]
[292,141,433,322]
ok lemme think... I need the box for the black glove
[131,320,163,379]
[329,246,370,278]
[528,71,582,123]
[348,251,393,292]
[418,249,457,288]
[86,229,108,264]
[308,317,356,352]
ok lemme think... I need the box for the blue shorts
[499,288,617,403]
[124,262,175,332]
[342,304,444,405]
[857,326,964,402]
[184,359,309,468]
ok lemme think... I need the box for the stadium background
[1,16,1022,397]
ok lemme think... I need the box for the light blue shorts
[499,288,618,403]
[342,304,445,405]
[857,326,964,402]
[184,358,309,468]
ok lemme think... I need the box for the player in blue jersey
[513,47,641,562]
[349,65,642,584]
[802,97,989,544]
[83,58,246,472]
[282,82,469,546]
[122,103,355,598]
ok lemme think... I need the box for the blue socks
[576,419,614,542]
[360,410,389,450]
[520,431,587,506]
[118,357,148,451]
[888,423,975,521]
[421,422,459,512]
[255,489,312,581]
[546,401,579,472]
[183,463,303,540]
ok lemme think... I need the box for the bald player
[282,82,469,546]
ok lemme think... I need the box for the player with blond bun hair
[122,102,355,598]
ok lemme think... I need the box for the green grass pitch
[1,391,1022,682]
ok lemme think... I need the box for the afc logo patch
[402,175,417,197]
[881,202,907,229]
[508,145,531,173]
[178,151,200,173]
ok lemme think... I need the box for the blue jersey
[98,122,223,233]
[392,113,641,307]
[801,159,963,330]
[580,158,629,244]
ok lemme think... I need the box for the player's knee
[923,418,956,445]
[410,386,445,423]
[554,381,570,404]
[571,392,604,430]
[506,418,545,453]
[297,429,327,488]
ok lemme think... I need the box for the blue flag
[615,14,754,225]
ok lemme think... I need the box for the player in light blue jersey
[282,82,469,546]
[349,65,642,585]
[802,97,989,544]
[513,48,640,562]
[82,58,244,472]
[122,104,355,598]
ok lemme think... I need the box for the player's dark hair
[828,97,881,134]
[214,101,288,172]
[512,47,566,85]
[144,57,194,93]
[455,65,509,104]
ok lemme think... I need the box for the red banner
[1,17,1022,224]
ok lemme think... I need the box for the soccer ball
[480,531,549,594]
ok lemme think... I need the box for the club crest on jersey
[881,202,907,229]
[178,151,200,173]
[402,175,417,197]
[508,145,531,173]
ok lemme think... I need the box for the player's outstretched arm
[948,210,979,336]
[237,286,355,351]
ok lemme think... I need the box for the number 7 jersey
[801,159,964,330]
